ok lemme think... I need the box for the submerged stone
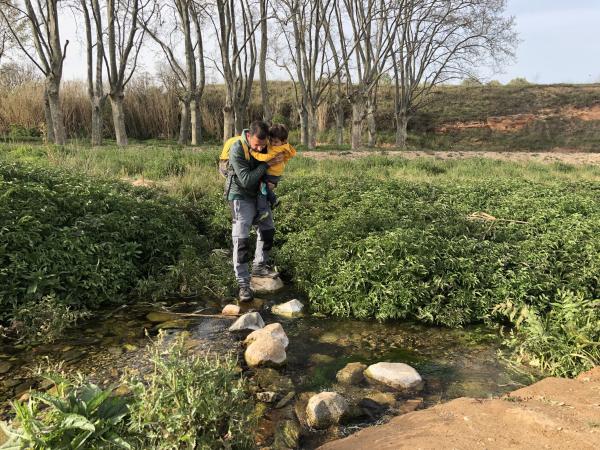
[365,362,423,390]
[336,362,367,385]
[145,311,180,323]
[273,419,301,449]
[156,319,190,330]
[0,361,12,375]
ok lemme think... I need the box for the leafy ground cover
[3,335,255,449]
[1,143,598,376]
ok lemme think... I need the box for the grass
[1,142,599,377]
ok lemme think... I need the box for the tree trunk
[307,104,318,150]
[178,99,190,145]
[45,78,66,145]
[335,100,344,146]
[190,96,201,145]
[395,110,409,149]
[258,0,271,124]
[350,97,365,150]
[223,103,235,141]
[43,86,55,144]
[109,92,128,146]
[234,103,245,135]
[299,106,309,147]
[366,97,377,147]
[91,95,105,146]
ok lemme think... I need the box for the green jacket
[227,129,268,201]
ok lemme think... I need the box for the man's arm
[230,144,268,190]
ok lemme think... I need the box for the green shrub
[128,334,256,449]
[0,161,213,339]
[9,374,132,449]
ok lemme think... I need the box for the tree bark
[299,106,308,146]
[109,92,128,146]
[234,102,246,135]
[46,77,66,145]
[335,100,344,146]
[307,104,318,150]
[190,96,201,145]
[91,96,105,146]
[258,0,271,123]
[350,96,365,150]
[43,86,55,144]
[178,99,190,145]
[395,110,409,149]
[366,95,377,147]
[223,101,235,141]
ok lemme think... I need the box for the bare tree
[144,0,206,145]
[0,61,39,89]
[258,0,271,123]
[80,0,106,145]
[332,0,401,150]
[0,0,22,62]
[391,0,516,148]
[104,0,154,146]
[211,0,258,141]
[274,0,340,149]
[0,0,69,144]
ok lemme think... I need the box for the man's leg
[231,199,256,299]
[252,206,278,277]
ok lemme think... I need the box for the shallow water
[0,290,536,446]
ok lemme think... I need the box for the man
[228,120,285,302]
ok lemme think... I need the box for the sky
[47,0,600,85]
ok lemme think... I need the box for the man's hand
[266,154,285,167]
[267,182,276,190]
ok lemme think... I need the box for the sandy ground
[302,150,600,165]
[319,367,600,450]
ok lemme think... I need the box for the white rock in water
[245,337,287,367]
[251,276,284,294]
[272,299,304,317]
[222,304,241,316]
[364,362,423,390]
[244,323,289,348]
[306,392,349,429]
[228,312,265,332]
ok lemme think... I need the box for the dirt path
[319,367,600,450]
[303,150,600,165]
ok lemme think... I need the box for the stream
[0,287,536,448]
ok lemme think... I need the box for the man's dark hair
[269,123,289,142]
[248,120,269,140]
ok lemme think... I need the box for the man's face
[246,132,267,152]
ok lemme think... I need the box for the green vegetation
[128,335,256,449]
[1,143,598,377]
[0,153,233,341]
[3,336,255,449]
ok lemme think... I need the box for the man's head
[246,120,269,152]
[269,124,289,146]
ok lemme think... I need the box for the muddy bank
[319,367,600,450]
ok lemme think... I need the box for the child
[250,124,296,222]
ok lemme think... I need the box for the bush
[128,334,256,449]
[0,161,214,339]
[273,170,600,375]
[4,336,255,449]
[9,374,132,449]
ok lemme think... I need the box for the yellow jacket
[250,143,297,176]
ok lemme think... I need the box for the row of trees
[0,0,516,149]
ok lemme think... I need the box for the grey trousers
[230,199,275,287]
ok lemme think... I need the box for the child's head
[269,124,288,146]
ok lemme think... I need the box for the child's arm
[250,149,276,162]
